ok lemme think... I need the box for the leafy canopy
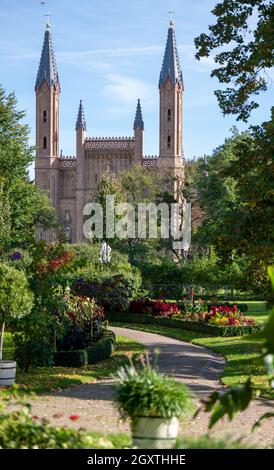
[195,0,274,121]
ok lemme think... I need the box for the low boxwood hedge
[106,312,261,337]
[53,330,116,367]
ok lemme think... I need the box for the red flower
[69,414,80,421]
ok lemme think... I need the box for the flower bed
[106,311,261,337]
[185,304,255,327]
[129,299,255,329]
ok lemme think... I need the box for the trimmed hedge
[106,312,261,337]
[53,330,116,367]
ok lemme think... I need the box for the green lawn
[112,309,273,399]
[81,432,255,449]
[1,334,144,395]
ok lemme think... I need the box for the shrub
[129,299,180,317]
[56,289,105,351]
[0,263,34,362]
[72,273,141,312]
[53,330,116,367]
[115,355,194,419]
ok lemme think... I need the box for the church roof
[134,99,144,130]
[84,137,134,151]
[75,100,87,131]
[35,24,60,91]
[159,21,183,88]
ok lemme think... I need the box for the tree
[95,168,126,243]
[195,0,274,121]
[0,179,11,251]
[0,85,56,249]
[190,120,274,297]
[0,263,34,362]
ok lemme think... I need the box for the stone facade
[35,20,185,243]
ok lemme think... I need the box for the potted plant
[0,263,34,386]
[114,353,194,449]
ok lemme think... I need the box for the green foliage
[194,0,274,121]
[201,379,254,429]
[115,355,194,419]
[199,265,274,427]
[95,168,126,243]
[12,308,55,371]
[53,349,88,367]
[0,86,56,248]
[0,398,100,449]
[0,263,34,324]
[0,179,11,251]
[137,252,248,298]
[189,121,274,297]
[9,180,56,247]
[0,262,34,362]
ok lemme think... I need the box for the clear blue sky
[0,0,273,178]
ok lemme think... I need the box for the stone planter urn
[0,360,17,386]
[131,416,179,449]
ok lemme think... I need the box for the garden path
[30,327,274,447]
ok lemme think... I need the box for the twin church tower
[35,18,185,243]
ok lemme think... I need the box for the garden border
[53,329,116,367]
[106,312,261,337]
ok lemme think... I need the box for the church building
[35,18,185,243]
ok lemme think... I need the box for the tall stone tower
[158,19,184,195]
[75,100,87,243]
[35,19,60,241]
[133,99,144,162]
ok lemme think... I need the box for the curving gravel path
[30,327,274,447]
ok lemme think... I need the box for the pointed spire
[75,100,87,131]
[159,21,183,88]
[35,23,60,91]
[133,99,144,131]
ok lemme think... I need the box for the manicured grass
[1,334,145,395]
[112,309,273,400]
[85,432,254,449]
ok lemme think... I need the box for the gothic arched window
[167,109,171,121]
[43,136,47,149]
[43,110,47,123]
[167,135,171,149]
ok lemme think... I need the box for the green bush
[53,349,88,367]
[115,355,194,419]
[0,263,34,362]
[86,330,116,364]
[53,330,116,367]
[106,311,261,337]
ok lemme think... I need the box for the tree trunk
[0,322,5,363]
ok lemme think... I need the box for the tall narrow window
[167,109,171,121]
[167,135,171,149]
[95,173,98,183]
[43,137,47,149]
[43,110,47,123]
